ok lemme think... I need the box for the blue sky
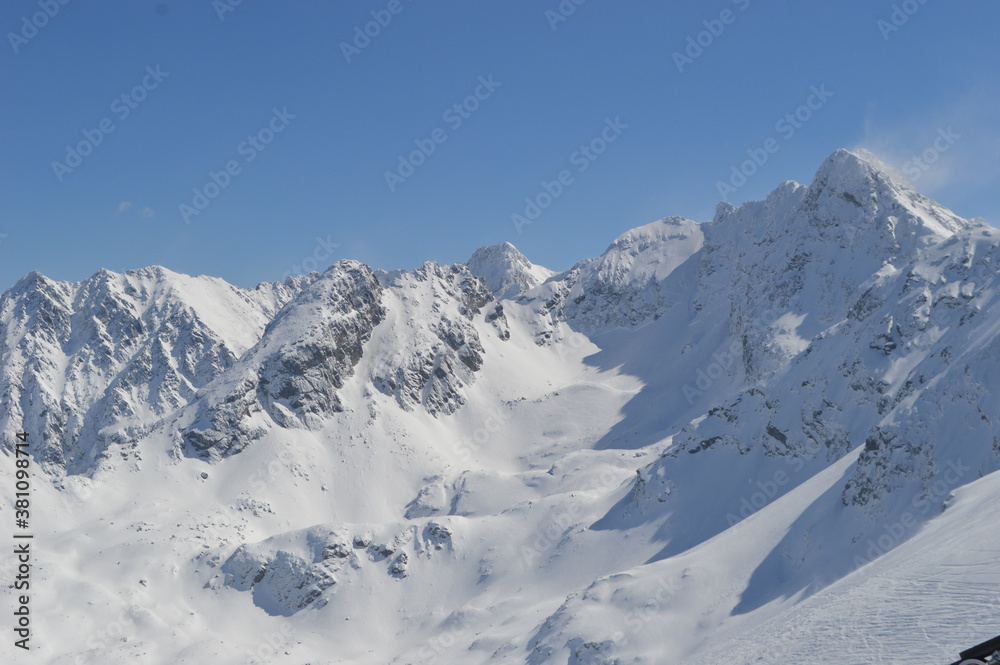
[2,1,998,289]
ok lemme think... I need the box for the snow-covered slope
[2,149,998,665]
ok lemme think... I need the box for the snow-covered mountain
[466,242,554,300]
[2,149,998,665]
[0,267,305,474]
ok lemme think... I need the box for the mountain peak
[466,242,552,300]
[803,148,968,244]
[809,148,903,197]
[16,269,48,286]
[819,147,882,173]
[4,270,65,303]
[468,241,524,263]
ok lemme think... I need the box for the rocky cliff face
[178,261,386,460]
[369,262,496,417]
[0,266,299,474]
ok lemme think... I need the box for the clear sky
[2,1,998,289]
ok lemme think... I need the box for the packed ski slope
[1,149,997,664]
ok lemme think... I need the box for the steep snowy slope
[1,149,998,665]
[617,153,996,559]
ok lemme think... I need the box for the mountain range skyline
[4,2,999,295]
[3,147,999,663]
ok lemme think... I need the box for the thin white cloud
[116,202,155,219]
